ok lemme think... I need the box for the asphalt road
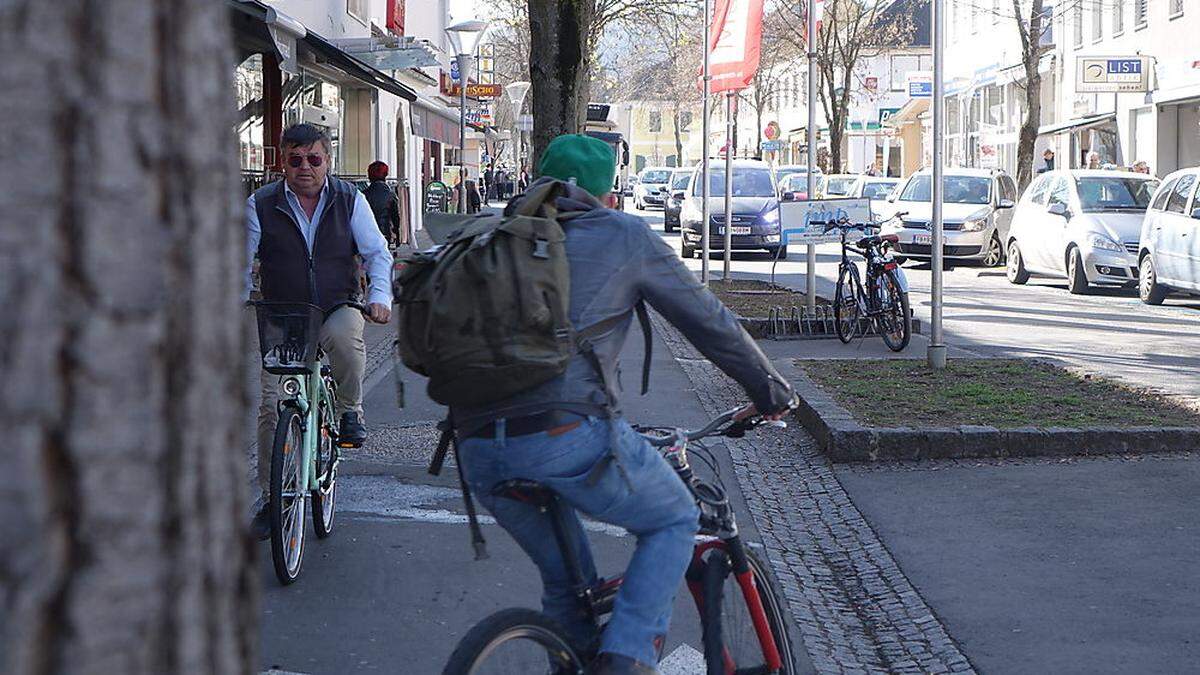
[637,202,1200,404]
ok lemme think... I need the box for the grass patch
[798,359,1200,429]
[710,279,826,318]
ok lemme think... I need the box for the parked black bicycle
[442,405,797,675]
[826,220,911,351]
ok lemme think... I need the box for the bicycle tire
[270,409,307,585]
[442,608,585,675]
[877,269,911,352]
[311,406,337,539]
[833,265,862,344]
[701,548,795,675]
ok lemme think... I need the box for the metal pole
[928,0,946,369]
[458,53,470,213]
[805,0,817,312]
[723,92,734,281]
[701,0,712,283]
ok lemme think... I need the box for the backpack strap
[430,417,489,561]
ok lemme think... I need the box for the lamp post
[506,81,531,182]
[445,18,490,213]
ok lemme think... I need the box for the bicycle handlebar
[639,401,794,447]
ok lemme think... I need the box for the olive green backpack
[395,180,650,408]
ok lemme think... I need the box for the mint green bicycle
[255,301,364,585]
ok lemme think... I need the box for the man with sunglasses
[244,123,393,540]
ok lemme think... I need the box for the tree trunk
[673,104,684,167]
[0,2,255,674]
[1014,0,1046,191]
[527,0,595,173]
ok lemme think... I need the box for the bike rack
[764,304,914,340]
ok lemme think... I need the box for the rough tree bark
[527,0,597,171]
[0,2,255,674]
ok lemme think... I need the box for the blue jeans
[458,416,700,665]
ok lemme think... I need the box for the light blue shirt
[245,178,393,306]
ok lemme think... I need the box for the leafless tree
[0,1,255,674]
[778,0,915,172]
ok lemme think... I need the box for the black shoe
[338,412,367,448]
[585,652,657,675]
[251,503,270,541]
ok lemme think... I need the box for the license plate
[914,233,932,245]
[718,226,752,235]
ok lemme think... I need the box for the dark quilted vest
[254,178,359,312]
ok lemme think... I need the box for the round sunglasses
[286,153,325,168]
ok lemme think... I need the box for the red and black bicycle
[442,406,796,675]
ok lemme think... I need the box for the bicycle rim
[270,411,307,584]
[834,266,861,344]
[312,407,337,538]
[877,271,911,352]
[702,549,794,675]
[443,608,584,675]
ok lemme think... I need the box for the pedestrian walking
[483,166,494,205]
[466,178,482,213]
[243,123,393,540]
[363,160,400,248]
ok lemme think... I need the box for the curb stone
[789,365,1200,462]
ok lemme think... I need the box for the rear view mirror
[1192,206,1200,220]
[781,193,795,202]
[998,198,1016,209]
[672,190,685,200]
[1048,201,1070,218]
[887,193,898,202]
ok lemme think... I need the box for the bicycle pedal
[335,440,361,449]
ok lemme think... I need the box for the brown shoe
[584,652,657,675]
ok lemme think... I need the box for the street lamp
[506,81,531,176]
[445,18,490,212]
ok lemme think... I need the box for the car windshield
[641,170,670,184]
[899,175,991,204]
[671,172,692,189]
[1075,177,1159,211]
[825,177,858,195]
[862,182,897,199]
[781,174,820,191]
[693,168,776,197]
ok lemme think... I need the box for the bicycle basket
[255,302,324,374]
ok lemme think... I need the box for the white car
[823,174,861,197]
[634,167,673,210]
[881,168,1018,267]
[1006,170,1159,294]
[848,177,900,220]
[1137,167,1200,304]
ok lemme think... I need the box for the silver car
[1137,167,1200,304]
[1006,170,1159,294]
[880,168,1017,267]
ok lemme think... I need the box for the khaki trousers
[256,305,365,498]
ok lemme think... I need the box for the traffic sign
[764,120,780,140]
[762,140,782,151]
[906,72,932,98]
[450,57,460,82]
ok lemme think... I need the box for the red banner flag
[707,0,765,93]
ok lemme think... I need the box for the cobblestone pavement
[652,313,975,674]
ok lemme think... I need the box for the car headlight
[960,219,987,232]
[760,209,780,224]
[1086,233,1123,252]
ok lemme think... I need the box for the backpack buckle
[532,238,550,259]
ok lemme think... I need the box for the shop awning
[412,97,461,147]
[1038,112,1116,136]
[227,0,416,101]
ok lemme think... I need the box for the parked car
[634,167,672,209]
[775,165,823,189]
[1005,169,1159,293]
[679,159,785,259]
[880,168,1018,267]
[848,176,901,219]
[624,174,638,197]
[663,168,693,232]
[823,174,861,197]
[1137,168,1200,304]
[778,172,825,201]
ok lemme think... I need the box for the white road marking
[337,475,629,537]
[260,670,309,675]
[659,643,707,674]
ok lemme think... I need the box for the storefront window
[235,54,266,173]
[283,71,345,172]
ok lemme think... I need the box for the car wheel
[981,233,1003,267]
[1139,255,1168,305]
[1006,241,1029,284]
[1066,247,1090,295]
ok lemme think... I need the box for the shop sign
[906,72,932,98]
[1077,56,1151,93]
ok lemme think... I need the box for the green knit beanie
[537,134,616,197]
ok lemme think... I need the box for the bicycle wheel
[833,265,863,344]
[701,548,795,675]
[311,406,337,539]
[443,608,585,675]
[270,409,307,585]
[876,269,911,352]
